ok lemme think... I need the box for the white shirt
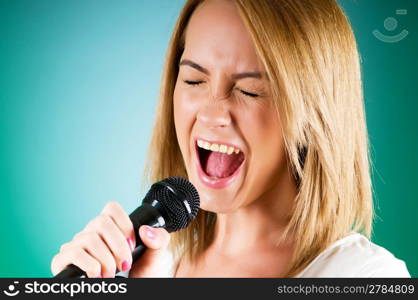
[295,232,411,277]
[158,232,410,277]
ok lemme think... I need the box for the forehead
[183,0,264,72]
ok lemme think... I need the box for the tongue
[205,151,244,178]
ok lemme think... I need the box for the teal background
[0,0,417,277]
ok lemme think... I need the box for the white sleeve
[296,233,411,278]
[357,255,411,278]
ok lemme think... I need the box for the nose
[197,74,233,128]
[197,101,232,129]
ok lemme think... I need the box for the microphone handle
[54,203,165,279]
[54,240,147,279]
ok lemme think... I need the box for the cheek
[242,104,283,154]
[240,105,285,190]
[173,86,200,157]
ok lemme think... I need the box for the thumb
[129,225,171,277]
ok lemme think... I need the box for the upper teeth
[197,139,241,155]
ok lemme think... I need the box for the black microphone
[54,176,200,279]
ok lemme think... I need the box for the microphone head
[143,177,200,232]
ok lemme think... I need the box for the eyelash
[183,80,259,98]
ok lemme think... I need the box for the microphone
[54,176,200,279]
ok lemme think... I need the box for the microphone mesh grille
[143,177,200,232]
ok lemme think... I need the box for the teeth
[210,144,219,152]
[219,145,227,153]
[197,139,242,155]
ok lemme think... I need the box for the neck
[209,170,297,256]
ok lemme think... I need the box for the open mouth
[195,140,245,179]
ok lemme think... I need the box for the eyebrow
[179,59,263,80]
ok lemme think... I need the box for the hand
[51,201,171,278]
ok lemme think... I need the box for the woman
[51,0,410,277]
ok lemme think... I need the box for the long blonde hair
[142,0,373,277]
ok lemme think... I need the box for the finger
[139,226,170,250]
[91,215,132,272]
[101,201,135,250]
[51,248,101,278]
[73,232,118,278]
[59,242,71,253]
[129,226,171,277]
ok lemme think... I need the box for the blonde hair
[142,0,373,277]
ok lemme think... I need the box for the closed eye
[240,90,259,98]
[184,80,204,86]
[183,80,259,98]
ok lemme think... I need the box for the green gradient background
[0,0,417,277]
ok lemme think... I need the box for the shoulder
[295,232,411,278]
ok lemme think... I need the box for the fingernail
[122,260,131,272]
[145,226,156,239]
[127,237,135,252]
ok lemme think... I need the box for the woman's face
[173,0,288,213]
